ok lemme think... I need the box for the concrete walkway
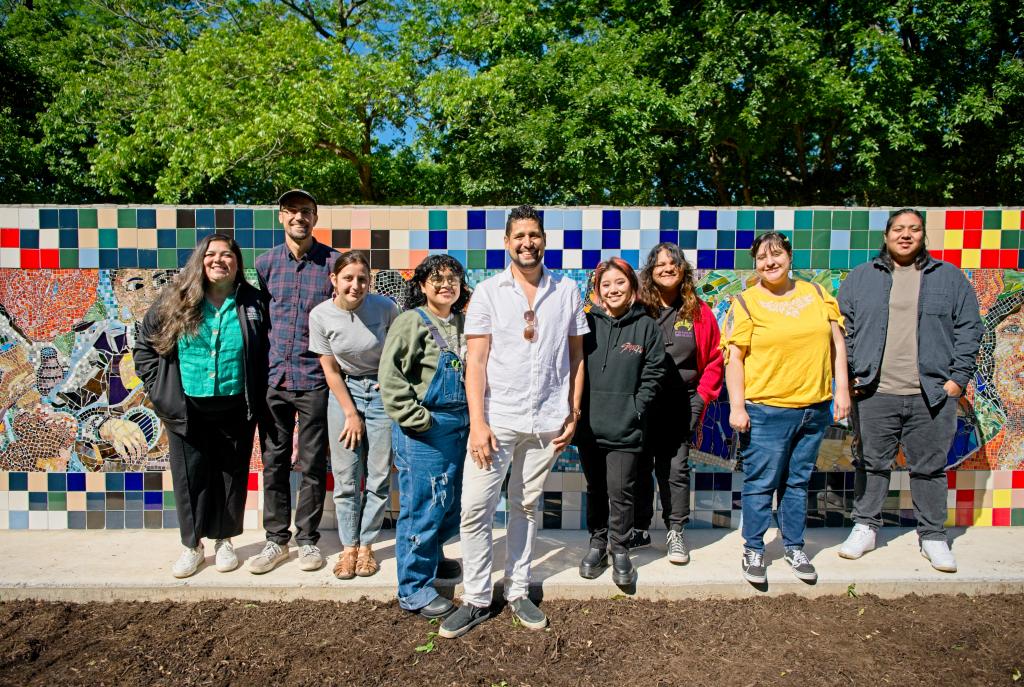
[1,527,1021,603]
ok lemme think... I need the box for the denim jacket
[837,254,982,408]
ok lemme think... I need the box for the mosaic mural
[0,204,1021,530]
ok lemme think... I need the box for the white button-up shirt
[465,265,590,433]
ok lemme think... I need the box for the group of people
[133,195,983,638]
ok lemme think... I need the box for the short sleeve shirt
[464,265,590,433]
[308,293,399,376]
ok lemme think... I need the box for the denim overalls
[393,308,469,610]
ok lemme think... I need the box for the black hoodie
[577,302,666,452]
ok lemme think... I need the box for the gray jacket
[837,254,982,408]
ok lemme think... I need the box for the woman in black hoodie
[576,258,666,585]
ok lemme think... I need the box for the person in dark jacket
[837,209,982,572]
[134,234,269,578]
[576,258,665,586]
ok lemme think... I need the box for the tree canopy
[1,0,1021,205]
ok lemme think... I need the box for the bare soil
[1,594,1022,686]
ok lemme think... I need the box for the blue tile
[157,229,177,248]
[428,232,447,249]
[602,210,621,229]
[621,210,640,230]
[105,472,124,491]
[39,209,59,229]
[29,493,48,510]
[196,209,216,228]
[274,229,285,244]
[659,210,678,230]
[234,209,253,229]
[448,250,467,266]
[86,493,105,511]
[563,211,582,231]
[467,232,486,249]
[79,248,99,268]
[679,231,698,249]
[125,492,144,510]
[20,230,39,249]
[640,230,661,251]
[717,211,737,230]
[447,232,468,250]
[106,511,125,529]
[830,231,850,250]
[409,231,429,249]
[583,250,601,269]
[117,249,138,268]
[694,472,714,490]
[659,230,678,245]
[58,209,78,229]
[736,230,755,250]
[99,250,118,268]
[136,209,156,229]
[600,248,619,262]
[254,230,275,249]
[564,230,583,249]
[485,250,506,269]
[620,249,640,267]
[9,472,27,491]
[177,249,191,267]
[59,229,78,248]
[697,232,717,250]
[755,210,774,230]
[196,227,214,243]
[697,250,715,269]
[713,472,732,491]
[67,473,86,491]
[125,473,144,491]
[124,510,144,529]
[162,510,179,529]
[869,210,889,230]
[144,492,163,509]
[544,249,562,269]
[581,230,600,250]
[541,209,562,229]
[485,210,506,230]
[467,210,486,229]
[9,512,28,529]
[234,230,253,248]
[698,210,717,230]
[47,473,66,491]
[601,230,620,249]
[68,511,87,529]
[716,232,735,249]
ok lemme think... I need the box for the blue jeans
[328,376,393,548]
[740,401,831,553]
[394,343,468,611]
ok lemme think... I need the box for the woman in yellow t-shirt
[722,231,851,585]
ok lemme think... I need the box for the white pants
[459,425,560,607]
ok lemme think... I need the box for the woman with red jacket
[632,242,724,564]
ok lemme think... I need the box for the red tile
[326,473,334,491]
[1013,471,1024,489]
[963,230,982,249]
[945,210,964,229]
[0,228,18,247]
[39,249,59,269]
[956,508,974,527]
[1001,249,1020,269]
[247,472,259,491]
[992,508,1011,526]
[930,250,943,261]
[955,489,974,504]
[981,250,1001,268]
[964,210,983,230]
[947,472,957,489]
[20,249,39,268]
[943,249,961,267]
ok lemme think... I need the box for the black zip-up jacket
[133,280,270,435]
[837,254,982,408]
[577,303,666,452]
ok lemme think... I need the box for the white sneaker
[297,544,325,571]
[920,539,957,573]
[214,539,238,572]
[838,524,876,560]
[172,543,205,578]
[247,541,290,574]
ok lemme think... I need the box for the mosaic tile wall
[0,205,1022,532]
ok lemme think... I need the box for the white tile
[389,230,409,249]
[582,209,602,230]
[975,471,994,490]
[620,230,640,250]
[774,209,794,229]
[0,492,7,509]
[39,229,59,249]
[543,473,562,491]
[562,491,581,510]
[19,208,39,229]
[0,512,7,529]
[243,510,258,530]
[8,492,27,510]
[679,209,699,230]
[682,249,697,267]
[562,250,582,269]
[29,511,48,529]
[640,209,659,230]
[0,208,19,226]
[47,511,68,530]
[561,510,581,529]
[545,229,563,249]
[0,248,19,268]
[486,230,505,250]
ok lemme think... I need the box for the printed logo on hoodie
[620,342,644,355]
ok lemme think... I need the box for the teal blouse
[177,295,245,397]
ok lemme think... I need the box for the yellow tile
[85,472,104,491]
[973,508,992,526]
[156,208,176,228]
[370,208,389,229]
[961,249,981,268]
[1002,210,1021,230]
[447,209,467,231]
[118,228,138,248]
[388,209,409,230]
[994,489,1012,508]
[408,209,428,230]
[137,229,157,249]
[97,208,117,228]
[982,230,1001,249]
[66,492,86,510]
[388,249,410,269]
[28,472,47,490]
[945,509,956,528]
[330,208,351,230]
[79,228,99,249]
[943,230,963,249]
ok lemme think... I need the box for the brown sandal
[333,547,358,580]
[355,545,378,577]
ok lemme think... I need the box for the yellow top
[721,280,843,408]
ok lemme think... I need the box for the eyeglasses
[280,206,316,218]
[523,309,537,342]
[427,274,460,287]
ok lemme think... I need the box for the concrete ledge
[1,527,1021,603]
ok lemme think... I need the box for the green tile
[254,210,274,229]
[812,210,831,231]
[869,231,885,246]
[78,208,98,229]
[853,249,873,266]
[735,251,754,269]
[793,231,812,249]
[176,228,195,246]
[274,215,284,230]
[99,228,118,249]
[158,249,178,269]
[737,210,756,230]
[59,249,78,268]
[428,210,447,231]
[255,248,269,259]
[163,491,176,509]
[117,208,136,228]
[794,210,813,230]
[778,230,793,242]
[1001,231,1020,249]
[793,249,811,269]
[1012,509,1024,526]
[829,250,850,268]
[467,250,486,269]
[48,492,67,510]
[811,250,830,269]
[850,211,869,230]
[812,231,830,249]
[850,232,869,249]
[984,210,1002,229]
[241,248,255,265]
[831,211,851,230]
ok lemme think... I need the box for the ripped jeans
[393,406,468,610]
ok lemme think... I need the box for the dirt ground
[1,594,1022,686]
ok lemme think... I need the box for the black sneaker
[578,547,609,579]
[626,529,651,550]
[509,597,548,630]
[741,548,767,584]
[784,547,818,582]
[438,603,490,639]
[435,557,462,580]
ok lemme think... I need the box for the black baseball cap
[277,189,318,209]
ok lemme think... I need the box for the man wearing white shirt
[439,205,588,638]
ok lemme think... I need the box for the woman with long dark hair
[134,234,269,578]
[380,254,472,619]
[633,242,723,563]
